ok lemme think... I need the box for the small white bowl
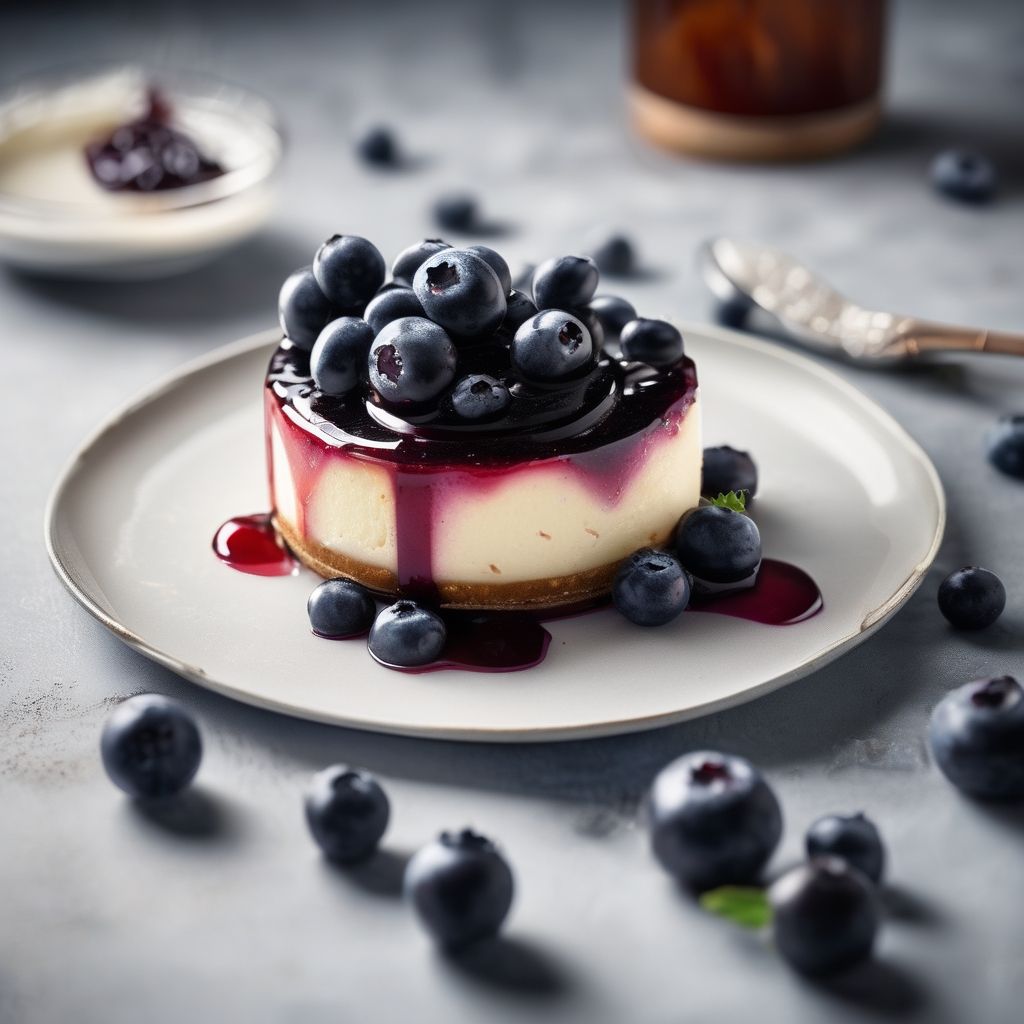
[0,65,284,278]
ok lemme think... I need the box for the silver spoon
[700,237,1024,364]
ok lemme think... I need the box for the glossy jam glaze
[213,513,297,577]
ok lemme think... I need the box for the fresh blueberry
[511,310,594,382]
[404,829,514,949]
[392,238,451,286]
[702,446,758,499]
[612,549,691,626]
[500,289,539,337]
[587,231,635,276]
[769,858,880,976]
[451,374,512,421]
[279,266,336,351]
[307,578,377,637]
[806,813,885,885]
[433,193,478,232]
[465,245,512,295]
[363,287,426,335]
[647,750,783,891]
[532,255,599,310]
[931,149,997,204]
[675,506,762,586]
[368,600,447,667]
[929,676,1024,800]
[937,566,1005,630]
[313,234,386,308]
[368,317,457,406]
[987,414,1024,480]
[310,317,375,397]
[100,694,202,800]
[573,305,605,349]
[620,318,684,367]
[304,764,390,863]
[712,294,753,330]
[356,125,398,167]
[412,249,507,338]
[588,294,637,342]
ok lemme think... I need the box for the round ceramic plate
[45,327,944,742]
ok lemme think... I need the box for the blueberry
[929,676,1024,800]
[307,578,377,637]
[620,318,684,368]
[392,238,451,286]
[412,249,507,338]
[363,287,426,335]
[588,294,637,342]
[937,566,1005,630]
[465,244,512,295]
[304,765,390,863]
[451,374,512,421]
[702,446,758,499]
[647,750,783,891]
[100,694,202,800]
[511,310,594,382]
[368,600,447,667]
[612,549,691,626]
[279,266,336,351]
[769,858,880,976]
[987,414,1024,480]
[313,234,386,308]
[368,317,458,406]
[404,829,514,949]
[310,317,375,397]
[806,813,885,884]
[532,255,599,310]
[356,125,398,167]
[931,149,997,204]
[433,193,478,232]
[573,305,605,349]
[500,289,538,337]
[587,231,635,276]
[712,295,752,330]
[675,506,762,585]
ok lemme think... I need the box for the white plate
[45,327,944,742]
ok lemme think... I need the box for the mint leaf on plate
[710,491,747,513]
[699,886,772,929]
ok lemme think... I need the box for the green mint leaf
[710,490,747,513]
[699,886,772,930]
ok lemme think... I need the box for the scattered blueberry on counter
[368,600,448,667]
[987,414,1024,480]
[937,566,1006,630]
[100,694,202,800]
[930,149,997,204]
[355,125,399,167]
[805,813,885,885]
[307,578,377,638]
[702,446,758,500]
[404,829,514,949]
[304,765,391,863]
[586,231,636,277]
[612,549,691,626]
[711,294,753,331]
[433,192,479,232]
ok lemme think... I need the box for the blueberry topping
[931,149,997,204]
[987,414,1024,480]
[500,289,539,337]
[310,317,375,397]
[573,305,605,349]
[511,310,594,382]
[313,234,386,308]
[937,566,1006,630]
[806,813,885,884]
[588,294,637,342]
[363,286,426,335]
[702,446,758,499]
[368,600,447,667]
[392,238,452,286]
[532,255,599,310]
[433,193,478,232]
[587,231,635,276]
[307,577,377,637]
[279,266,336,351]
[769,858,880,976]
[675,505,761,585]
[612,549,691,626]
[304,765,390,863]
[412,249,507,338]
[100,694,202,800]
[465,244,512,295]
[647,750,783,891]
[929,676,1024,800]
[451,374,512,421]
[368,317,457,406]
[404,829,514,949]
[620,318,684,367]
[356,125,398,167]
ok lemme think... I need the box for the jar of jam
[631,0,887,160]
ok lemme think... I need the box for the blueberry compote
[85,88,224,193]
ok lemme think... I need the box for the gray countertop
[2,2,1023,1022]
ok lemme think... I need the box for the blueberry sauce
[688,559,822,626]
[213,514,297,577]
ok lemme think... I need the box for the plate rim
[43,325,947,741]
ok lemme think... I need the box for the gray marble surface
[2,1,1023,1022]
